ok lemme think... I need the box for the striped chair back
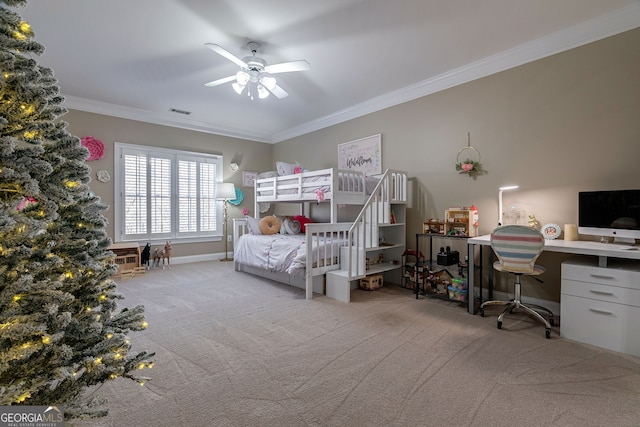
[490,225,545,273]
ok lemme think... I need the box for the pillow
[293,215,312,233]
[259,215,281,235]
[276,161,300,176]
[246,216,262,235]
[282,217,301,235]
[257,170,278,179]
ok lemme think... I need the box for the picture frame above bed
[338,134,382,175]
[243,171,257,187]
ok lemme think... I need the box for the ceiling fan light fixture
[235,70,250,85]
[257,84,270,99]
[259,75,277,91]
[232,82,245,95]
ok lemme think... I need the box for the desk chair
[480,225,555,339]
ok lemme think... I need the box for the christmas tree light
[0,0,154,420]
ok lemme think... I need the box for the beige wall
[64,28,639,301]
[63,111,273,258]
[273,28,640,300]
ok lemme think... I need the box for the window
[114,142,224,242]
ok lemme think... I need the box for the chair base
[480,298,554,339]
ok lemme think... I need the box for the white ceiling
[17,1,640,143]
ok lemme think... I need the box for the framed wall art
[242,171,257,187]
[338,134,382,175]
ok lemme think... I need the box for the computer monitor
[578,189,640,245]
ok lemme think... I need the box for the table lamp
[217,182,236,261]
[498,185,519,226]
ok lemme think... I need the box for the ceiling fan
[204,41,310,100]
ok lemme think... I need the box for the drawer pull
[589,274,615,280]
[589,290,615,296]
[589,308,614,315]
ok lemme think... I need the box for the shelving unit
[326,197,406,302]
[413,233,469,305]
[444,207,478,237]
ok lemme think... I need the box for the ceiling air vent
[169,108,191,115]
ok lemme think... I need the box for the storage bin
[448,285,467,302]
[450,278,467,291]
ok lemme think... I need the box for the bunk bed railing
[343,169,408,283]
[304,222,352,299]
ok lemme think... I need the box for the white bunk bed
[234,168,408,300]
[254,168,377,223]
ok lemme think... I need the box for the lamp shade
[217,183,236,200]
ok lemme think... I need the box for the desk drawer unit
[561,259,640,356]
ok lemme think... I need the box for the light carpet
[73,261,640,427]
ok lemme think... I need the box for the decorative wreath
[455,133,484,177]
[80,136,105,161]
[228,187,244,206]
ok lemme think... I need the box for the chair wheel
[549,318,555,327]
[480,308,485,317]
[497,320,502,330]
[545,329,551,339]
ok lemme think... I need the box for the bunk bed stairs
[325,169,407,302]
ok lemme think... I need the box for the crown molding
[61,3,640,144]
[273,2,640,142]
[61,96,273,143]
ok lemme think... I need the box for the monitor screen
[578,189,640,244]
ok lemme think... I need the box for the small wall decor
[455,133,484,177]
[229,187,244,206]
[80,136,105,161]
[338,134,382,175]
[96,170,111,183]
[243,171,257,187]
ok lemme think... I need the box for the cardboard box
[360,274,383,291]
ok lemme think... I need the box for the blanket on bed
[235,233,346,276]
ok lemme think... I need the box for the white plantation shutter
[199,161,217,232]
[150,156,172,234]
[123,153,147,235]
[116,143,223,242]
[178,160,198,233]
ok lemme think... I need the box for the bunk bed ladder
[325,169,406,302]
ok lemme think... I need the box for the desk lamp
[217,182,236,261]
[498,185,519,226]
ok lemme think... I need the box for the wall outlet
[227,235,232,242]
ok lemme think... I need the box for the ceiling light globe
[231,82,245,95]
[235,70,250,85]
[257,84,270,99]
[260,75,277,91]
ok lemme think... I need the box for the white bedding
[234,233,346,276]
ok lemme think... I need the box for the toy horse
[152,247,162,268]
[162,240,172,269]
[141,243,151,269]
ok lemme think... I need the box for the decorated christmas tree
[0,0,154,419]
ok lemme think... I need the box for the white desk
[466,235,640,314]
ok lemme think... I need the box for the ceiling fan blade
[264,60,310,74]
[205,43,248,68]
[269,84,289,99]
[204,75,236,87]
